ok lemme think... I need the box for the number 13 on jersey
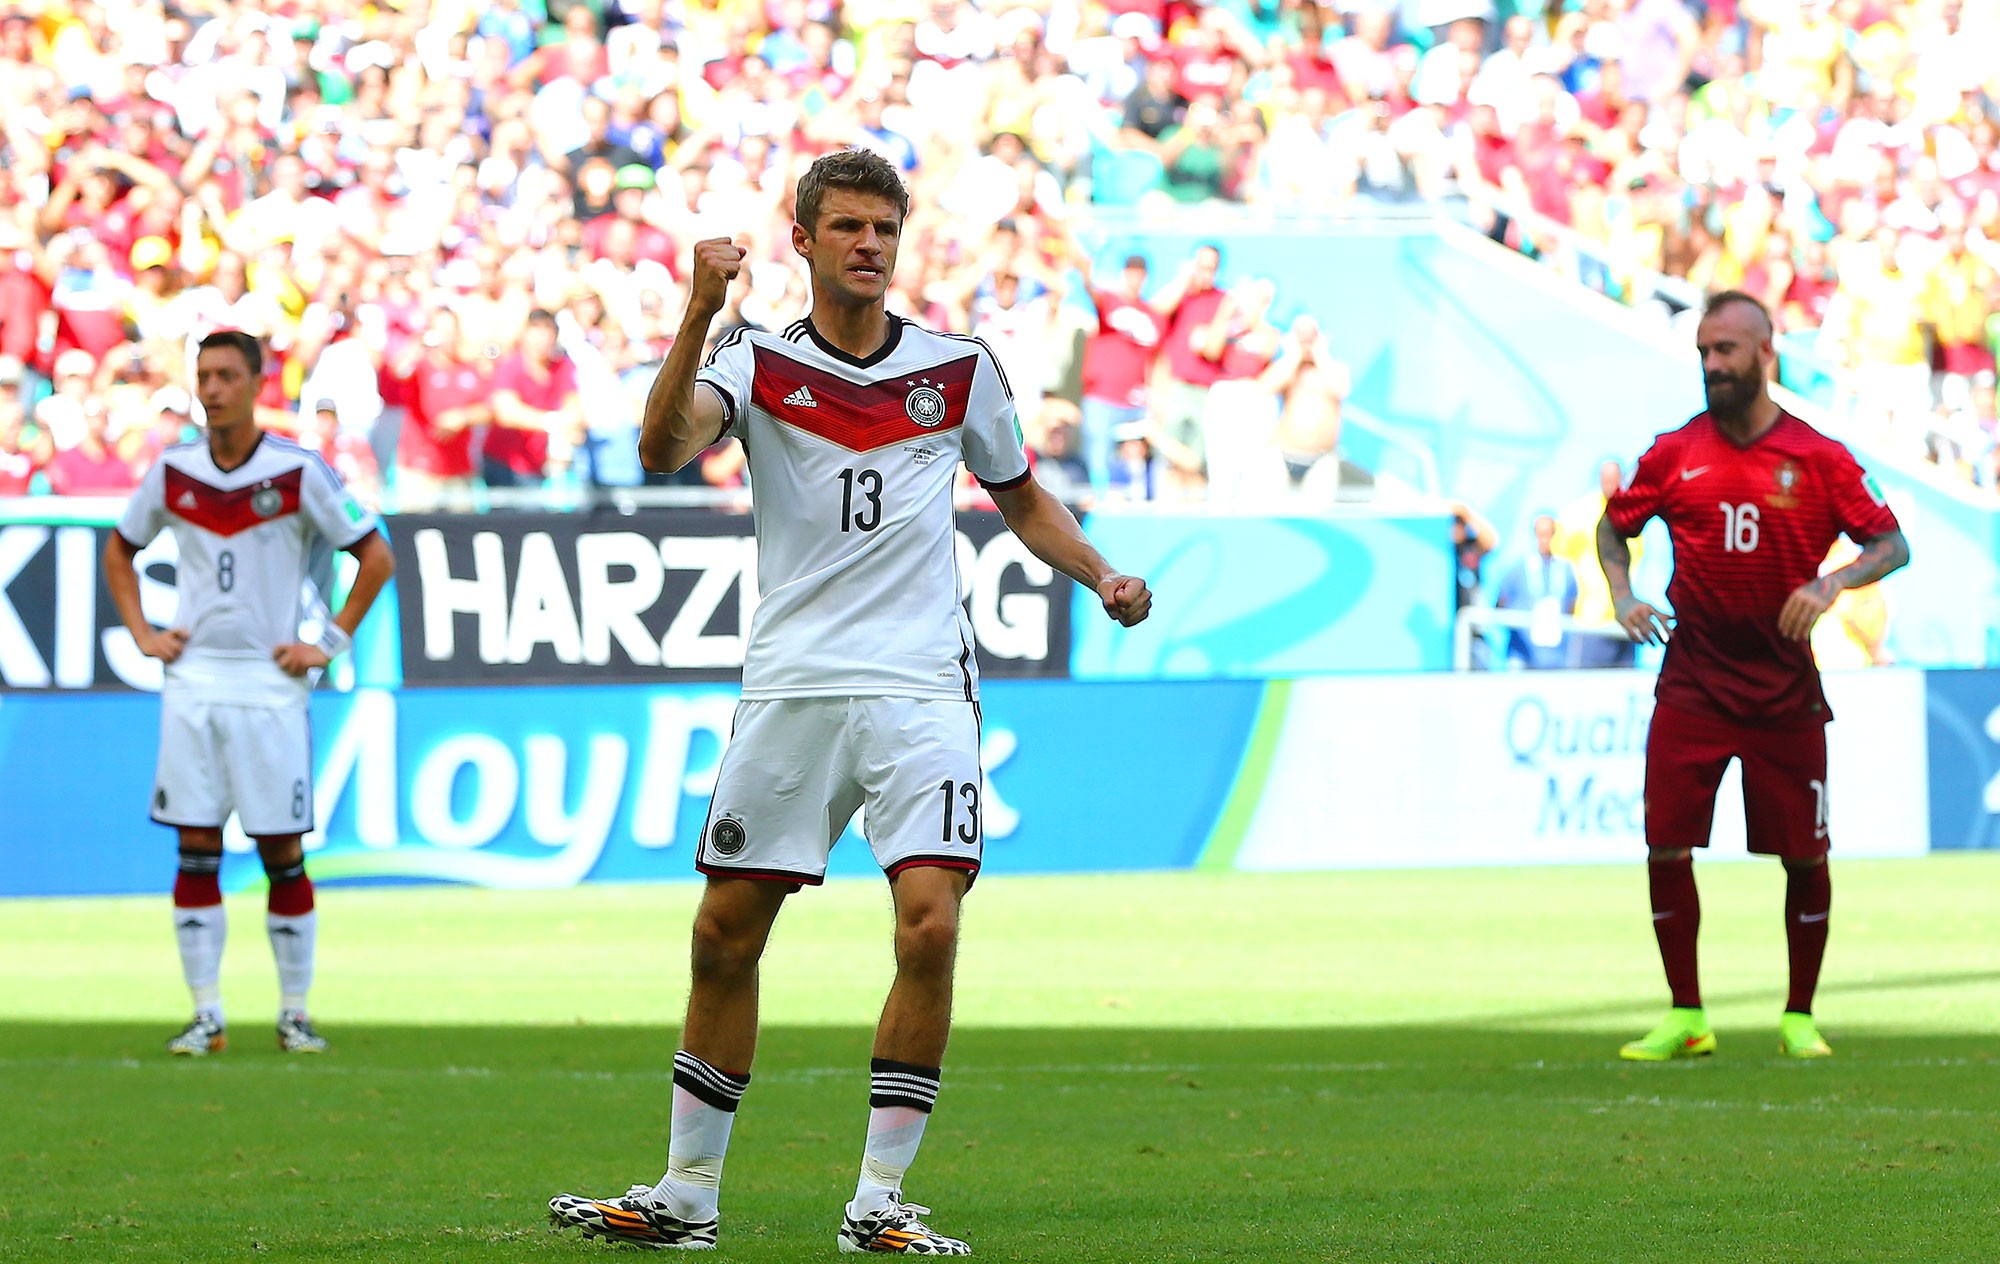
[839,468,883,532]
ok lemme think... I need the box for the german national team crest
[904,381,947,428]
[708,815,747,857]
[251,483,284,518]
[1770,460,1799,509]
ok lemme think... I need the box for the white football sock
[174,904,226,1023]
[652,1051,749,1219]
[852,1060,941,1215]
[267,910,316,1014]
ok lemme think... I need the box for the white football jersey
[117,433,380,705]
[697,315,1031,701]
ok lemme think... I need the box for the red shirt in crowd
[1287,49,1344,97]
[1082,289,1165,408]
[1605,410,1899,724]
[523,39,610,87]
[485,352,578,476]
[395,355,489,479]
[52,304,129,363]
[0,263,49,368]
[45,442,138,495]
[1784,270,1837,327]
[59,200,140,271]
[582,216,678,270]
[1160,287,1227,386]
[1171,45,1237,100]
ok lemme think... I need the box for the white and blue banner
[0,668,1948,899]
[1926,670,2000,851]
[0,680,1267,898]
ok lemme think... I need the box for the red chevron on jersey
[750,345,975,451]
[165,465,303,538]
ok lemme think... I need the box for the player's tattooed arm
[1777,528,1910,643]
[1597,512,1671,645]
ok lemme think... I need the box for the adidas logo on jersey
[177,491,198,510]
[782,386,818,409]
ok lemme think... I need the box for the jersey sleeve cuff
[695,379,736,439]
[114,528,149,552]
[1603,507,1644,537]
[977,467,1033,492]
[339,525,383,554]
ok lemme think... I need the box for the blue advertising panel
[0,679,1268,898]
[1926,670,2000,851]
[1071,513,1455,678]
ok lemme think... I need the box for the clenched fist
[689,238,748,319]
[1098,574,1152,627]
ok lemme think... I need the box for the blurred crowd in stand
[0,0,1988,567]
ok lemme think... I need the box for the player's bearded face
[1702,352,1764,418]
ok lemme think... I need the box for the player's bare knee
[893,911,960,977]
[1782,855,1827,873]
[253,834,306,868]
[688,911,767,984]
[1647,847,1694,864]
[177,827,224,855]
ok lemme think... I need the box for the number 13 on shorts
[698,697,985,886]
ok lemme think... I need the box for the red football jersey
[1605,410,1900,725]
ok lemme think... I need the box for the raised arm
[639,237,741,474]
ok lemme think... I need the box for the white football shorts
[697,696,984,887]
[152,695,315,837]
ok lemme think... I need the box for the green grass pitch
[4,857,1997,1262]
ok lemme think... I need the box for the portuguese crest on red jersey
[1770,459,1801,509]
[751,345,975,451]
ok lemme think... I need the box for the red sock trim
[268,873,315,917]
[1648,856,1702,1010]
[173,873,222,908]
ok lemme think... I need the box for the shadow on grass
[2,1018,1996,1077]
[4,1023,1996,1263]
[1505,967,2000,1025]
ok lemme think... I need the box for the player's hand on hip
[1613,595,1672,645]
[1098,574,1152,626]
[143,628,189,663]
[273,643,331,677]
[1777,577,1838,642]
[689,238,747,318]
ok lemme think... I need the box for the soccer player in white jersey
[103,330,395,1057]
[549,149,1152,1254]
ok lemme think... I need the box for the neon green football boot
[1620,1007,1717,1061]
[1779,1012,1833,1058]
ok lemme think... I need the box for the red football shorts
[1643,701,1830,858]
